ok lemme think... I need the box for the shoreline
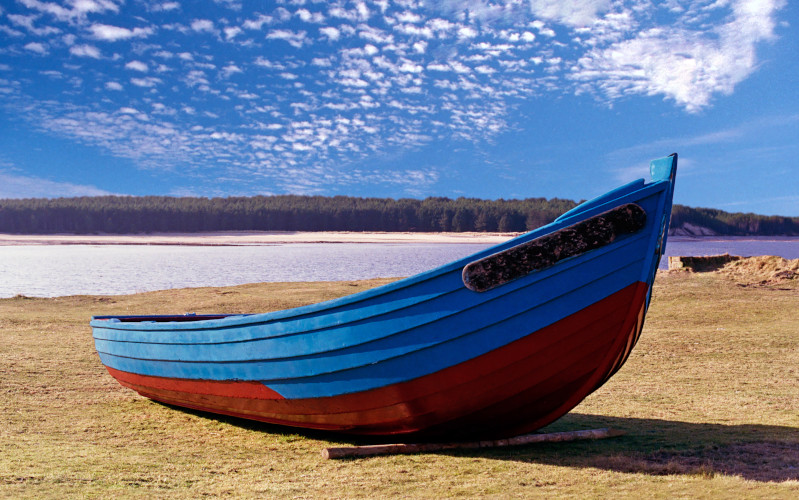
[2,231,797,247]
[0,231,519,246]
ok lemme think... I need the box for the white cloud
[253,57,283,70]
[213,0,241,11]
[183,70,209,89]
[338,77,369,87]
[89,24,154,41]
[274,7,292,22]
[24,42,49,55]
[224,26,242,40]
[319,26,340,41]
[243,14,272,30]
[397,11,423,24]
[17,0,120,23]
[105,81,123,90]
[359,25,393,44]
[7,13,61,36]
[296,8,324,23]
[0,171,113,198]
[427,18,456,33]
[570,0,787,112]
[267,29,308,48]
[449,61,471,74]
[398,61,423,73]
[395,23,433,38]
[457,26,478,39]
[427,63,449,72]
[23,102,199,170]
[222,64,242,77]
[130,76,161,87]
[191,19,215,33]
[151,2,180,12]
[296,9,312,22]
[355,2,371,21]
[311,57,332,67]
[528,0,612,27]
[125,60,148,72]
[329,5,363,22]
[528,19,556,37]
[0,25,25,37]
[538,26,556,37]
[69,44,101,59]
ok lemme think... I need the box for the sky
[0,0,797,216]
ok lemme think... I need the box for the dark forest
[0,196,796,235]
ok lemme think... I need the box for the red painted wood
[107,368,284,400]
[106,282,649,439]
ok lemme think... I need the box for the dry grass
[1,268,797,498]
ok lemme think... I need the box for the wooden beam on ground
[322,427,626,459]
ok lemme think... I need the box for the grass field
[1,269,797,498]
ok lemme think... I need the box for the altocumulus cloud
[0,0,787,195]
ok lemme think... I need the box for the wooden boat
[92,154,677,440]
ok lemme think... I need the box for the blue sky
[1,0,797,216]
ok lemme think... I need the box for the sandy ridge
[0,231,518,246]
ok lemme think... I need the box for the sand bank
[0,231,517,246]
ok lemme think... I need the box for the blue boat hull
[92,154,677,439]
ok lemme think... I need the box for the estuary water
[1,237,797,298]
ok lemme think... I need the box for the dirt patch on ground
[718,256,799,286]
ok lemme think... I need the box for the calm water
[1,237,797,298]
[0,243,487,298]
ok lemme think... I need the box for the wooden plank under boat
[91,154,678,440]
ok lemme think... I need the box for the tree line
[0,195,577,234]
[0,195,796,235]
[670,205,799,236]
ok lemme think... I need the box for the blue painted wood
[92,154,677,401]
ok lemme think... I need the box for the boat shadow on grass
[162,404,798,482]
[509,413,799,483]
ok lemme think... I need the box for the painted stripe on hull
[105,370,285,400]
[106,282,648,439]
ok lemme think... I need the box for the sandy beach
[0,231,518,246]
